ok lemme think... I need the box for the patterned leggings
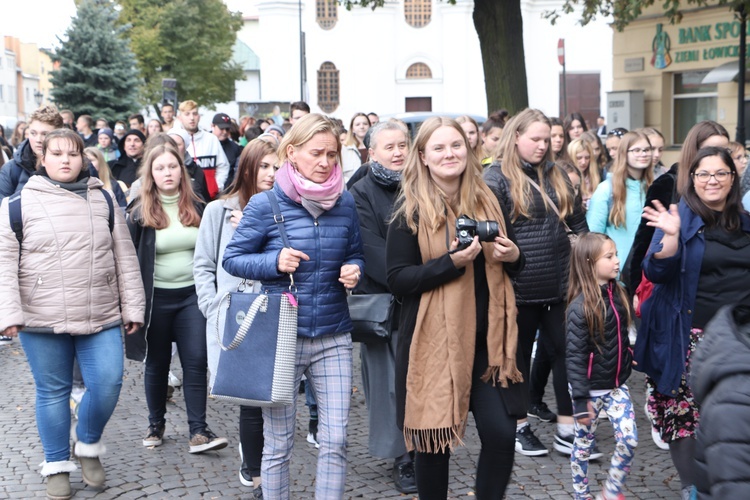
[571,385,638,500]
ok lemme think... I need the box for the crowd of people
[2,100,750,500]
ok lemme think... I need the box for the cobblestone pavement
[0,340,679,499]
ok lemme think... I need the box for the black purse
[347,293,395,343]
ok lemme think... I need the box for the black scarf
[370,160,401,190]
[36,167,90,199]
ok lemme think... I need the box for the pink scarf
[275,161,344,218]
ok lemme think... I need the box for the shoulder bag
[347,292,395,343]
[211,191,299,407]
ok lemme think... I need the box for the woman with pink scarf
[223,113,364,500]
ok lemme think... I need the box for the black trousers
[517,302,572,417]
[144,286,208,435]
[414,349,516,500]
[239,406,264,476]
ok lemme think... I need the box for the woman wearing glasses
[637,146,750,500]
[586,131,654,267]
[628,121,729,295]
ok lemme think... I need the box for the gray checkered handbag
[210,191,299,407]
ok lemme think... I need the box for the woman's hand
[124,322,142,335]
[1,325,20,338]
[339,264,361,289]
[278,248,310,273]
[229,209,243,229]
[642,201,680,236]
[449,236,482,269]
[491,234,520,263]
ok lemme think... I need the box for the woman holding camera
[484,109,588,457]
[386,117,525,499]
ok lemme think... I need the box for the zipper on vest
[587,352,594,379]
[608,284,623,387]
[28,276,43,304]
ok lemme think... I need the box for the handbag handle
[264,190,296,291]
[215,293,269,351]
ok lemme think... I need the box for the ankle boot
[74,441,106,487]
[46,473,72,500]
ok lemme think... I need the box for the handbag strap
[214,208,227,288]
[264,190,291,249]
[264,190,296,290]
[526,176,573,234]
[216,293,270,351]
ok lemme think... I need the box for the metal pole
[737,5,747,144]
[299,0,304,101]
[562,60,568,118]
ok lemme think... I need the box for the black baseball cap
[212,113,232,129]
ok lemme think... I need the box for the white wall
[522,0,613,118]
[0,47,19,131]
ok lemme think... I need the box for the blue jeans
[20,327,124,463]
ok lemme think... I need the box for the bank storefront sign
[651,20,750,68]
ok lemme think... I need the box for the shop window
[316,0,337,30]
[318,62,339,113]
[673,71,717,144]
[405,0,431,28]
[406,63,432,79]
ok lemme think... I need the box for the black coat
[220,139,243,189]
[386,208,525,429]
[626,163,677,293]
[125,201,205,361]
[566,283,633,417]
[110,155,141,188]
[185,157,211,202]
[349,169,397,295]
[484,161,588,305]
[693,304,750,499]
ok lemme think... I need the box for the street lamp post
[736,5,747,145]
[33,89,43,107]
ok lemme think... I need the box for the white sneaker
[168,371,182,388]
[644,403,669,450]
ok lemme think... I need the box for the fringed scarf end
[481,364,524,388]
[403,425,466,454]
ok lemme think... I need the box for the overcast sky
[0,0,249,49]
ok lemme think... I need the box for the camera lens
[476,221,499,242]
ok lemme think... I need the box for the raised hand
[642,200,680,236]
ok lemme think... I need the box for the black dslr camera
[455,215,499,251]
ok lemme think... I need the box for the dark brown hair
[224,139,278,209]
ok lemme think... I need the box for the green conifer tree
[49,0,140,122]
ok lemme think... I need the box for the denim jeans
[145,286,208,435]
[20,327,124,463]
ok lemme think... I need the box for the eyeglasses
[627,147,653,155]
[692,171,734,183]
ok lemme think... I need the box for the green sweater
[154,193,199,289]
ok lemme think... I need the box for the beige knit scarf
[404,201,522,454]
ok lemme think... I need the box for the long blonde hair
[607,131,653,228]
[84,147,113,191]
[393,117,502,234]
[567,138,600,200]
[135,144,203,229]
[456,115,483,162]
[343,112,370,148]
[495,109,574,221]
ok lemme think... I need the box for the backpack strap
[100,189,115,233]
[8,192,22,245]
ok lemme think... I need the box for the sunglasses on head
[607,128,627,138]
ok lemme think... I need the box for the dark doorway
[560,73,600,128]
[405,97,432,112]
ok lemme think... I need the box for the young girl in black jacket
[566,232,637,500]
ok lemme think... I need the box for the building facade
[226,0,612,126]
[612,2,749,157]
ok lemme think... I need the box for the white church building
[215,0,613,127]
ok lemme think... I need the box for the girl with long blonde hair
[484,108,588,458]
[586,131,653,266]
[567,138,601,208]
[387,116,524,498]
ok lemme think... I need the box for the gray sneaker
[189,428,228,454]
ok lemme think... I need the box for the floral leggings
[571,385,639,500]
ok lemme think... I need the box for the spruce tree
[49,0,140,122]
